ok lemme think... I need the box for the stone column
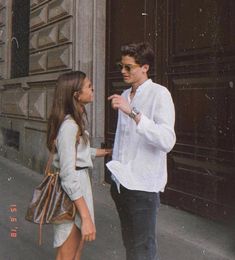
[75,0,106,183]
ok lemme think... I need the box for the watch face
[132,107,139,115]
[128,107,140,119]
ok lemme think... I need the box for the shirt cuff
[61,179,83,201]
[90,148,97,160]
[136,114,152,133]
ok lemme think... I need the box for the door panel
[160,0,235,221]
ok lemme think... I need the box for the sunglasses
[116,62,140,72]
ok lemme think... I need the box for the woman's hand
[74,197,96,242]
[96,148,112,157]
[81,215,96,242]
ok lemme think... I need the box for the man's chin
[123,78,131,84]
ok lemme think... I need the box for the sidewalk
[0,155,234,260]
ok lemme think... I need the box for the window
[11,0,30,78]
[1,128,20,150]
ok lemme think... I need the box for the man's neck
[131,77,148,93]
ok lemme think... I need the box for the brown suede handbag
[25,142,78,245]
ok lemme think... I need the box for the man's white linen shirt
[106,79,176,193]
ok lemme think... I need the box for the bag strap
[44,150,54,176]
[38,176,54,245]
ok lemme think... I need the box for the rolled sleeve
[57,120,83,201]
[90,148,97,160]
[61,175,83,201]
[136,89,176,152]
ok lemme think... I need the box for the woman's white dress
[52,116,96,248]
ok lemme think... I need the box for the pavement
[0,155,234,260]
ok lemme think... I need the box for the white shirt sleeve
[112,110,121,160]
[136,88,176,152]
[57,120,83,201]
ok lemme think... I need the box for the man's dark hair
[121,42,154,67]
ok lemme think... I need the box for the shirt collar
[130,78,152,95]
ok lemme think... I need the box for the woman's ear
[73,91,80,101]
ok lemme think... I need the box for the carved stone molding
[30,5,48,29]
[38,25,57,48]
[29,18,72,54]
[29,0,73,75]
[2,90,28,116]
[29,90,46,119]
[46,88,54,118]
[30,0,38,9]
[29,33,38,50]
[48,0,72,22]
[38,0,48,4]
[29,52,47,73]
[47,45,70,70]
[58,19,72,43]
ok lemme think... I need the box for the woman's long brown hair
[47,71,88,152]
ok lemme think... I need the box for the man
[107,42,176,260]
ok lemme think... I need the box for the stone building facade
[0,0,106,183]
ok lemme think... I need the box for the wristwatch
[128,107,140,119]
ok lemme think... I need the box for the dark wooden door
[158,0,235,221]
[105,0,235,221]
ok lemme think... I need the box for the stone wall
[0,0,107,183]
[0,0,11,79]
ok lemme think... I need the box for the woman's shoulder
[59,115,79,133]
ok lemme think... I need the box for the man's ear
[142,64,149,73]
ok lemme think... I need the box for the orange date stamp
[9,204,18,238]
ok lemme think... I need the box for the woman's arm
[95,148,112,157]
[74,197,96,241]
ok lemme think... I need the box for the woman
[47,71,110,260]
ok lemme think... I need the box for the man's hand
[108,94,131,115]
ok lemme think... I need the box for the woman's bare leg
[56,224,83,260]
[74,239,85,260]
